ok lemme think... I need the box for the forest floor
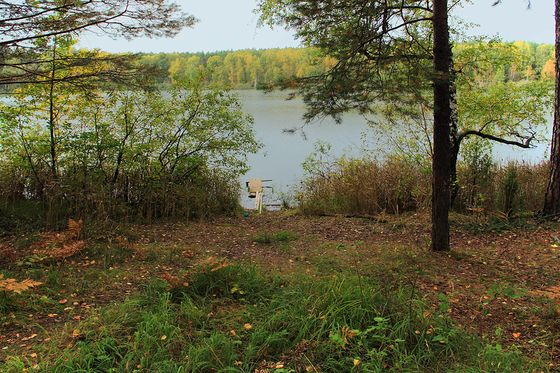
[1,211,560,371]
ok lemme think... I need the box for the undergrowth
[1,264,542,372]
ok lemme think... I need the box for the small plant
[274,231,297,242]
[486,282,527,300]
[253,230,297,244]
[254,232,273,244]
[16,254,47,267]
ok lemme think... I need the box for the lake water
[236,90,551,208]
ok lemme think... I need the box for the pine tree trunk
[544,0,560,216]
[431,0,452,251]
[49,37,58,180]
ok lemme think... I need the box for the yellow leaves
[330,326,358,349]
[541,59,555,80]
[531,285,560,303]
[0,274,42,294]
[200,256,231,272]
[160,272,182,288]
[353,358,361,367]
[160,335,167,340]
[512,332,521,339]
[181,250,194,258]
[243,323,253,331]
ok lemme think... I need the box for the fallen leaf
[243,323,253,330]
[58,299,68,304]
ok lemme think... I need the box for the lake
[236,90,551,208]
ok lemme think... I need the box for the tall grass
[299,156,431,216]
[457,161,549,214]
[299,155,548,217]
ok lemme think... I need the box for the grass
[253,230,297,245]
[1,263,543,372]
[253,230,298,253]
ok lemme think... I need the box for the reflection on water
[236,90,551,209]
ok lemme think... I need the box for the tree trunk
[49,36,58,179]
[544,0,560,216]
[431,0,452,251]
[449,60,460,208]
[449,138,460,206]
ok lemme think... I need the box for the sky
[79,0,555,53]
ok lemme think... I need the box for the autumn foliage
[0,274,41,294]
[30,219,85,260]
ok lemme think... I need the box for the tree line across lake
[139,41,555,89]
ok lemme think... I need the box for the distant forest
[140,42,555,89]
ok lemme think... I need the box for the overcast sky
[79,0,555,53]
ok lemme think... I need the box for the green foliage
[138,41,553,91]
[140,47,335,90]
[486,283,527,300]
[456,139,494,210]
[0,66,260,230]
[376,41,552,176]
[185,263,280,302]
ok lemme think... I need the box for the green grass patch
[253,230,297,245]
[1,263,543,372]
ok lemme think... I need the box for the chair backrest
[247,179,263,194]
